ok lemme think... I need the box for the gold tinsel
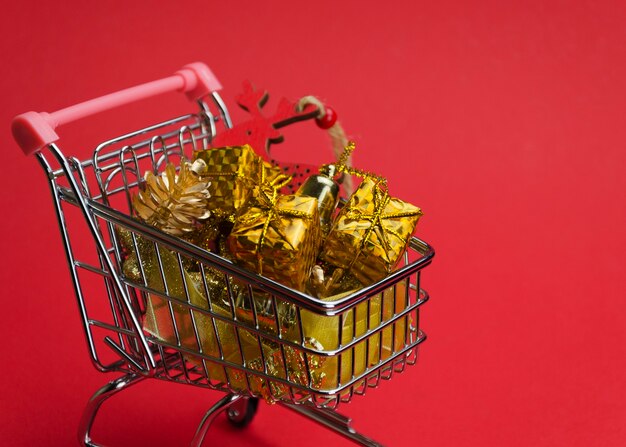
[133,159,211,236]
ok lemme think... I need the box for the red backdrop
[1,1,625,446]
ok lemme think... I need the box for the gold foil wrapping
[227,187,321,292]
[214,281,410,396]
[321,178,423,286]
[295,164,340,237]
[120,230,270,395]
[121,230,409,402]
[193,145,282,220]
[296,282,410,392]
[120,231,207,349]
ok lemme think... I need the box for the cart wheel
[227,397,259,428]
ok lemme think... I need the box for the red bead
[315,106,337,129]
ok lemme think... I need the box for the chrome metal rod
[191,393,243,447]
[79,374,146,447]
[282,403,385,447]
[49,142,156,370]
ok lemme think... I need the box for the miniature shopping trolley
[12,62,435,447]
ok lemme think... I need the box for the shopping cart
[12,62,435,447]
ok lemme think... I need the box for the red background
[2,1,625,446]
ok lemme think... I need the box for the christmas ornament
[209,81,319,161]
[295,164,341,236]
[133,159,211,236]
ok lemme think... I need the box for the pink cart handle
[12,62,222,156]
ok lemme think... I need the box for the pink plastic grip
[12,62,222,156]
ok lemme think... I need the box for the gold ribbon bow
[333,141,387,185]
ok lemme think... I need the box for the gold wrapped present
[227,182,322,292]
[320,178,423,287]
[296,282,410,392]
[193,145,282,221]
[193,278,410,398]
[120,231,207,349]
[121,231,275,397]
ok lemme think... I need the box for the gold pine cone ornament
[133,159,212,236]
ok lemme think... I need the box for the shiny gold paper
[278,282,409,392]
[321,178,423,287]
[193,145,283,220]
[121,231,304,401]
[195,281,409,398]
[295,164,340,237]
[227,185,321,292]
[120,231,259,390]
[188,281,318,402]
[122,232,408,401]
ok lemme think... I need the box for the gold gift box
[321,178,423,286]
[193,145,282,220]
[227,189,321,292]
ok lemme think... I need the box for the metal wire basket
[13,62,434,447]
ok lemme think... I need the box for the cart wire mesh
[35,93,434,411]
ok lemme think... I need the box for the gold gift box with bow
[227,185,322,292]
[321,178,423,286]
